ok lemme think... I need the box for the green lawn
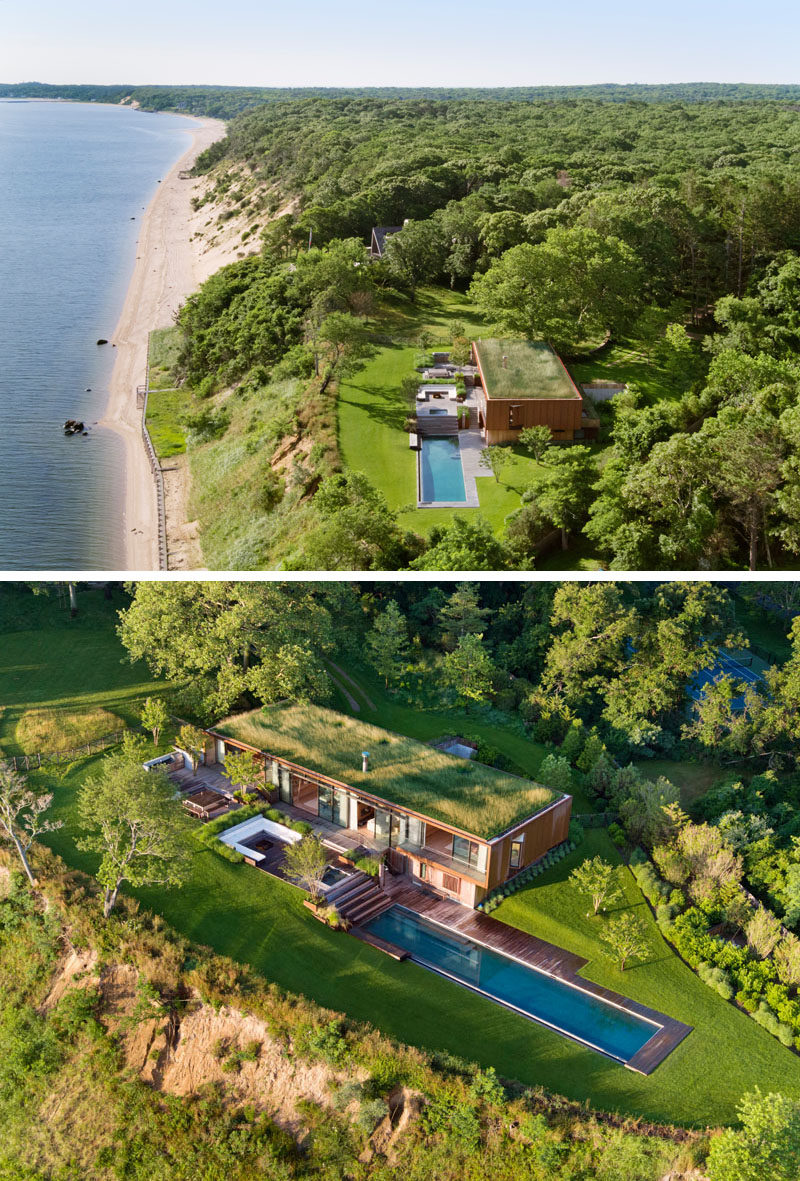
[6,589,794,1127]
[0,587,167,758]
[568,337,678,405]
[37,772,800,1128]
[145,328,195,459]
[631,758,730,808]
[338,285,604,564]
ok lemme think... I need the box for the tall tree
[367,600,409,687]
[118,582,346,721]
[536,447,595,550]
[469,226,643,353]
[707,1090,800,1181]
[77,753,189,917]
[0,763,62,887]
[442,634,495,707]
[438,583,490,651]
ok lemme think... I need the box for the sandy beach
[100,114,229,570]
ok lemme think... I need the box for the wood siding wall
[483,395,583,443]
[485,795,573,892]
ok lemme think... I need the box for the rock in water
[64,419,85,435]
[96,338,108,345]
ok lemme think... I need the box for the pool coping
[416,433,480,508]
[356,888,693,1075]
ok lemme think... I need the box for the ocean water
[0,101,196,569]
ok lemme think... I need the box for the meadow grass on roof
[214,705,557,840]
[475,339,579,400]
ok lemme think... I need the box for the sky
[3,0,800,88]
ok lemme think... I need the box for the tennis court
[688,650,764,711]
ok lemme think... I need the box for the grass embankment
[6,589,796,1126]
[145,328,341,569]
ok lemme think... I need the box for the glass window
[278,766,291,804]
[333,789,349,828]
[318,785,333,821]
[374,808,392,845]
[510,839,524,869]
[418,861,427,880]
[406,816,426,849]
[452,835,472,865]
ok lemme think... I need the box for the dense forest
[152,94,800,570]
[5,80,800,117]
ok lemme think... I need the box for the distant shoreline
[97,114,227,571]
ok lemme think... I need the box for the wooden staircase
[326,871,392,927]
[415,415,458,437]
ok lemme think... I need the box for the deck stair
[415,415,458,437]
[328,872,393,926]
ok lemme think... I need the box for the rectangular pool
[363,906,659,1064]
[419,436,466,503]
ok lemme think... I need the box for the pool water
[363,906,658,1063]
[419,436,466,502]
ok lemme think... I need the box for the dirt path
[328,663,377,711]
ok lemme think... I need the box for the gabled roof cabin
[369,225,402,258]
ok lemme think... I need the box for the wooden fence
[137,383,168,570]
[5,728,130,772]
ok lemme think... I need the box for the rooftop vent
[362,750,370,773]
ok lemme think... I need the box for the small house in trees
[369,225,403,258]
[471,338,600,444]
[203,704,572,909]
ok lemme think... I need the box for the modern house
[471,338,600,444]
[203,704,572,909]
[369,225,403,259]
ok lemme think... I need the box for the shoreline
[98,114,227,570]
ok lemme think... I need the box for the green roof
[214,705,558,840]
[474,338,580,400]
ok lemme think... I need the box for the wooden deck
[382,881,692,1074]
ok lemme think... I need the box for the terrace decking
[271,799,384,857]
[379,882,693,1075]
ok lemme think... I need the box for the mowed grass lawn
[38,771,800,1129]
[5,589,797,1126]
[0,587,168,758]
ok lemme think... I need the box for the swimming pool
[363,906,659,1064]
[419,436,466,502]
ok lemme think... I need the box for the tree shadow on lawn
[339,382,409,431]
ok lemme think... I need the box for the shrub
[356,1097,389,1134]
[333,1081,364,1111]
[300,1019,349,1065]
[607,822,626,846]
[568,820,585,847]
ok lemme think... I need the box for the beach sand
[100,114,241,570]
